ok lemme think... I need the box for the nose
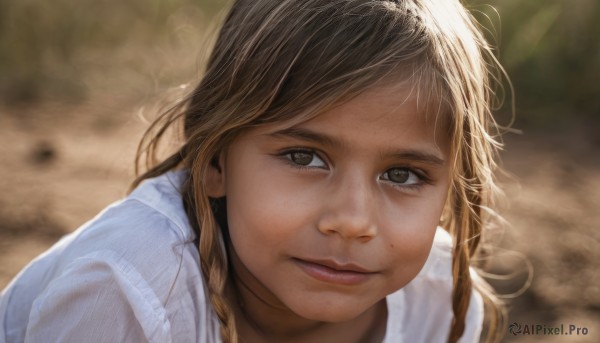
[316,172,378,243]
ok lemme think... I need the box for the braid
[442,97,506,339]
[446,193,473,343]
[133,139,240,342]
[447,117,486,343]
[203,247,238,343]
[448,231,473,343]
[186,169,239,343]
[448,193,507,343]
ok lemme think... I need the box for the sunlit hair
[132,0,509,342]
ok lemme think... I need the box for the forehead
[318,86,431,123]
[295,85,450,152]
[235,84,450,164]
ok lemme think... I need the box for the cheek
[381,186,449,285]
[223,154,312,256]
[381,225,436,291]
[225,169,277,248]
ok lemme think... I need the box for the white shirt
[0,171,483,343]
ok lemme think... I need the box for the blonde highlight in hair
[132,1,510,342]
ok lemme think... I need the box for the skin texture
[207,86,451,342]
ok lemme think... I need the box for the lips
[293,258,376,286]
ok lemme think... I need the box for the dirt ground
[0,94,598,342]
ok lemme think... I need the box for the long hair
[132,1,508,342]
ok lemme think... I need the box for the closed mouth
[294,258,374,273]
[292,258,377,285]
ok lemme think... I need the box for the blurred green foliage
[469,0,600,126]
[0,0,225,104]
[1,0,598,126]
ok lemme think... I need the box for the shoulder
[385,228,484,343]
[56,170,197,285]
[1,171,221,343]
[82,171,193,256]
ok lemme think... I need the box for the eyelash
[380,167,431,191]
[277,148,432,190]
[278,148,328,171]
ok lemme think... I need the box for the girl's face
[213,86,450,322]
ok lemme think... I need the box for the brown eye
[381,167,420,185]
[290,151,314,166]
[388,168,409,183]
[285,150,326,168]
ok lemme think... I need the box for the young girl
[0,0,508,342]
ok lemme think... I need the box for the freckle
[390,243,394,248]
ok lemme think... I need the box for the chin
[288,298,375,323]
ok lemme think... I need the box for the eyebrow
[386,151,445,166]
[267,127,445,166]
[268,127,343,149]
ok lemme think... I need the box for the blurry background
[0,0,598,342]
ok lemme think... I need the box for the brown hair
[132,1,508,342]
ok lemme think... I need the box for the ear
[205,152,226,197]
